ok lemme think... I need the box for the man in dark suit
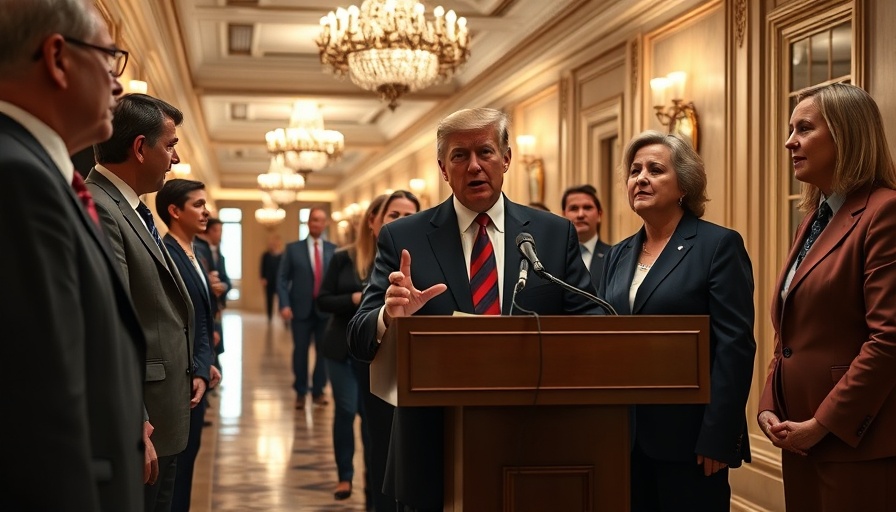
[87,93,197,511]
[0,1,146,509]
[347,108,600,511]
[562,184,611,290]
[278,207,336,409]
[196,218,229,370]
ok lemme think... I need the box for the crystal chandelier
[265,101,344,172]
[255,195,287,228]
[317,0,471,110]
[257,154,305,206]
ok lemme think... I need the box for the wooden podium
[371,315,710,512]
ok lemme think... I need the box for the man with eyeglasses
[0,1,145,510]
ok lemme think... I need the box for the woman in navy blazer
[598,131,755,511]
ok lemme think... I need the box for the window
[298,208,310,241]
[219,207,242,301]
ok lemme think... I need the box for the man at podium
[348,108,601,511]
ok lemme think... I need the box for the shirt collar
[822,192,846,216]
[580,234,598,254]
[453,194,506,234]
[0,100,74,183]
[93,164,140,209]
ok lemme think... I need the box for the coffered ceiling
[154,0,580,197]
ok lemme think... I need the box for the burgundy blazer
[759,184,896,461]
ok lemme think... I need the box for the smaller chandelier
[255,202,287,228]
[265,101,344,172]
[257,154,305,206]
[317,0,470,110]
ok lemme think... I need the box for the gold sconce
[126,80,148,94]
[408,178,429,208]
[515,135,545,204]
[649,71,699,151]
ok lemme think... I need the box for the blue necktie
[136,202,164,250]
[795,201,832,268]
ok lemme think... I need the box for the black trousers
[630,444,731,512]
[144,453,178,512]
[170,401,206,512]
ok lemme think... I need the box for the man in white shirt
[562,184,612,290]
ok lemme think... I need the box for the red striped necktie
[71,172,101,228]
[470,213,500,315]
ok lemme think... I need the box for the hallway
[193,310,369,512]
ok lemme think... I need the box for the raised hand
[383,249,447,326]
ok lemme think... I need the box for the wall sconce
[649,71,699,151]
[169,163,192,179]
[127,80,148,94]
[408,178,430,208]
[515,135,545,204]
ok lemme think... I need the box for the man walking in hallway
[278,207,335,409]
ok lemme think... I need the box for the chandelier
[317,0,471,110]
[257,154,305,206]
[265,101,344,172]
[255,194,287,228]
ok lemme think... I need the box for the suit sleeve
[276,246,292,308]
[560,220,603,315]
[348,225,400,362]
[815,197,896,446]
[0,162,99,509]
[318,251,361,315]
[695,229,756,464]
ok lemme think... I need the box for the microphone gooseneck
[514,231,618,315]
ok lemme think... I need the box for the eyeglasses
[63,37,129,77]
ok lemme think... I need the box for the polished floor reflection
[195,310,368,511]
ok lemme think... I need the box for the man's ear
[132,135,147,163]
[39,35,69,89]
[438,160,448,181]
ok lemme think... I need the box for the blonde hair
[354,195,388,281]
[622,130,709,218]
[795,83,896,211]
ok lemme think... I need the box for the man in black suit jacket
[88,93,197,510]
[562,184,612,291]
[0,1,145,509]
[278,207,336,408]
[347,108,600,511]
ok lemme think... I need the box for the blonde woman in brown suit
[759,83,896,511]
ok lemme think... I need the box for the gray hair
[436,108,510,162]
[0,0,97,76]
[622,130,709,217]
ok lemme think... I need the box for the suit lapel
[502,199,529,314]
[633,214,696,314]
[785,188,867,301]
[426,199,474,312]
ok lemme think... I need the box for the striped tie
[470,213,500,315]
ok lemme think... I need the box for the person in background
[319,190,421,510]
[758,83,896,511]
[155,178,219,512]
[0,0,145,509]
[260,233,284,323]
[347,108,600,511]
[278,207,336,409]
[196,217,229,371]
[88,93,195,511]
[562,184,611,290]
[598,131,755,512]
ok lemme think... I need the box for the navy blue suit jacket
[163,234,215,382]
[598,213,755,467]
[277,236,336,320]
[347,195,600,508]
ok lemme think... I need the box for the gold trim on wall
[735,0,747,48]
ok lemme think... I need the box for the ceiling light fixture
[265,101,344,173]
[317,0,471,110]
[257,154,305,206]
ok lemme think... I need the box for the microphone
[515,233,544,273]
[514,231,618,315]
[515,258,529,292]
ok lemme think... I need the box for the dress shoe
[312,395,329,406]
[334,481,352,500]
[295,399,305,410]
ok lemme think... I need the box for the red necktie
[313,239,322,298]
[71,172,101,228]
[470,213,500,315]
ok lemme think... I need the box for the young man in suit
[278,207,336,409]
[88,93,204,511]
[0,0,146,509]
[562,184,612,290]
[347,108,601,511]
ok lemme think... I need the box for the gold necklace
[170,233,196,261]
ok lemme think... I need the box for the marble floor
[191,310,369,512]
